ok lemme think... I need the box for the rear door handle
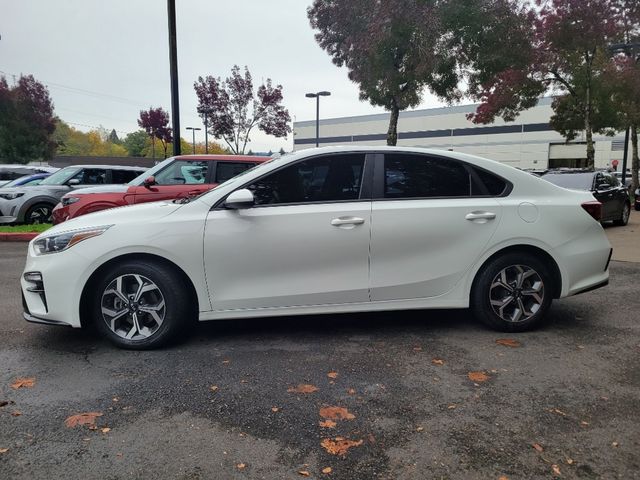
[331,216,365,226]
[465,211,496,221]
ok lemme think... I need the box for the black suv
[542,169,631,226]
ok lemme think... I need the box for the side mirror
[597,183,609,191]
[67,178,80,186]
[224,189,254,209]
[143,176,156,188]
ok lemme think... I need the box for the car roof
[173,154,268,163]
[58,165,147,171]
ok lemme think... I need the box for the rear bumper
[570,278,609,296]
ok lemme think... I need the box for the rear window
[542,173,593,190]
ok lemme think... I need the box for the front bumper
[51,203,69,225]
[0,199,22,223]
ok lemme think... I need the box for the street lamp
[186,127,201,154]
[305,91,331,147]
[197,108,213,153]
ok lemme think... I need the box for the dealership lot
[1,220,639,479]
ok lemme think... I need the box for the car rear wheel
[613,202,630,226]
[471,253,554,332]
[25,203,54,224]
[92,260,193,349]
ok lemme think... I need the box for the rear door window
[110,169,142,184]
[216,162,255,183]
[71,168,108,185]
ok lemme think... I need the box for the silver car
[0,164,146,224]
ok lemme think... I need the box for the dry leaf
[319,419,337,428]
[532,443,544,452]
[496,338,521,348]
[566,458,574,465]
[327,371,338,379]
[322,467,332,474]
[468,371,489,382]
[271,407,279,412]
[10,377,35,389]
[612,442,619,447]
[347,388,356,395]
[210,385,219,392]
[288,384,319,394]
[298,471,310,477]
[416,426,424,432]
[0,448,8,453]
[413,346,422,351]
[11,411,21,417]
[431,358,445,366]
[320,437,363,456]
[64,412,103,428]
[498,476,509,480]
[447,404,457,409]
[101,427,111,433]
[551,408,567,417]
[552,464,561,476]
[237,463,246,470]
[580,421,589,426]
[319,406,355,421]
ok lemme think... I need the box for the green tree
[122,130,148,157]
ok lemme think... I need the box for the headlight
[61,196,80,206]
[33,225,113,255]
[0,192,25,200]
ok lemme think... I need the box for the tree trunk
[584,83,595,169]
[387,102,400,146]
[631,124,639,194]
[151,137,156,159]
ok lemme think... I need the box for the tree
[466,0,623,168]
[0,75,57,163]
[54,120,128,157]
[194,65,291,154]
[138,107,173,158]
[108,129,121,145]
[122,130,148,157]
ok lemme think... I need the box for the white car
[21,147,612,349]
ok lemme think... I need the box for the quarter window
[384,154,471,198]
[154,160,209,185]
[248,154,365,205]
[472,167,508,196]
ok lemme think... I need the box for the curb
[0,233,39,242]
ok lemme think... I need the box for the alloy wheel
[101,274,166,340]
[489,265,545,323]
[29,206,52,224]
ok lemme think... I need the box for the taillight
[581,201,602,221]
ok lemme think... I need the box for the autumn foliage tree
[194,65,291,154]
[138,107,173,158]
[0,75,57,163]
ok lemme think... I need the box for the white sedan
[21,147,612,349]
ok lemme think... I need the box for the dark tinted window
[473,167,507,196]
[384,154,471,198]
[111,169,141,184]
[71,168,108,184]
[543,173,594,190]
[216,162,255,183]
[248,154,365,205]
[154,160,209,185]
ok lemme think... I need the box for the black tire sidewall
[92,261,190,349]
[471,252,554,332]
[25,203,54,224]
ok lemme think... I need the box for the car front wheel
[92,260,193,349]
[471,253,554,332]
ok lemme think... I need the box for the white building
[293,97,628,170]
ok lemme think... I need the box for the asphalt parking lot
[1,222,639,479]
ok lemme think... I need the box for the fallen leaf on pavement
[468,371,489,382]
[319,406,355,421]
[298,471,310,477]
[431,358,445,366]
[413,346,422,351]
[327,371,338,379]
[237,463,246,470]
[612,441,619,447]
[11,411,21,417]
[321,437,363,456]
[447,404,457,409]
[498,476,509,480]
[0,448,8,453]
[322,467,332,474]
[271,407,279,412]
[566,458,574,465]
[222,359,230,364]
[580,421,589,426]
[64,412,103,428]
[550,408,567,417]
[101,427,111,433]
[210,385,219,392]
[532,443,543,452]
[416,426,424,432]
[347,388,356,395]
[496,338,521,348]
[288,384,319,394]
[10,378,35,389]
[552,464,561,476]
[319,420,337,428]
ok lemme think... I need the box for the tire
[613,202,630,226]
[24,203,54,224]
[471,252,554,332]
[92,260,194,349]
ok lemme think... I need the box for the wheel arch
[18,195,59,222]
[79,252,199,328]
[470,244,563,300]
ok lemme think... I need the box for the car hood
[68,184,130,195]
[39,200,184,237]
[0,186,27,195]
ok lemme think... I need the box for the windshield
[128,158,173,186]
[542,173,593,191]
[4,175,38,188]
[39,167,81,186]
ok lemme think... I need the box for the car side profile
[22,147,612,349]
[52,155,266,224]
[0,165,146,224]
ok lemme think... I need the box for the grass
[0,223,52,233]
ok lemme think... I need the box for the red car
[52,155,267,224]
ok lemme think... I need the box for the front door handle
[465,211,496,221]
[331,216,365,227]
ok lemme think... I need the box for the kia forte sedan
[21,147,612,349]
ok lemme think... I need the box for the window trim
[372,152,512,201]
[213,152,376,210]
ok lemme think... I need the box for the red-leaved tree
[138,107,173,158]
[194,66,291,154]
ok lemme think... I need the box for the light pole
[305,91,331,147]
[167,0,181,156]
[198,108,212,153]
[186,127,201,154]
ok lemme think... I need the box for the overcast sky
[1,0,450,152]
